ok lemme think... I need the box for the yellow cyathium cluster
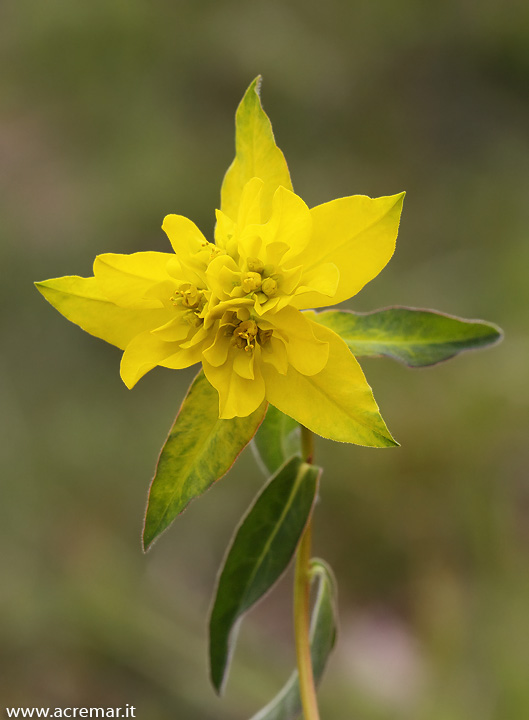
[36,77,404,445]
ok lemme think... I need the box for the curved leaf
[312,307,502,367]
[250,559,338,720]
[143,371,266,550]
[209,457,320,694]
[252,405,301,476]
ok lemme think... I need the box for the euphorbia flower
[36,77,404,447]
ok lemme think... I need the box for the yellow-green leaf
[292,192,405,310]
[262,322,397,447]
[220,77,293,223]
[143,371,266,551]
[209,457,320,694]
[250,560,338,720]
[311,307,503,367]
[35,276,169,351]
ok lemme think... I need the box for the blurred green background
[1,0,528,718]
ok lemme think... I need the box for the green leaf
[312,307,502,367]
[143,371,266,551]
[252,405,301,476]
[250,560,338,720]
[209,457,320,694]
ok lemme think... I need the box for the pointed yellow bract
[36,77,405,446]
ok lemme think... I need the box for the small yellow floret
[232,319,258,351]
[241,272,262,294]
[182,286,201,308]
[261,277,278,297]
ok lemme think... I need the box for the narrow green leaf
[252,405,301,476]
[209,457,320,694]
[312,307,502,367]
[250,560,338,720]
[143,371,266,551]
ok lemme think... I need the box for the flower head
[36,77,404,446]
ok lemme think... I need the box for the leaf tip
[393,190,406,212]
[142,505,162,553]
[141,525,154,553]
[239,75,266,118]
[208,619,232,697]
[379,431,400,448]
[34,279,49,296]
[210,670,225,697]
[488,322,504,345]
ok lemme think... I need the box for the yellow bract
[36,77,405,447]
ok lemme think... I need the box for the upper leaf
[250,559,338,720]
[143,371,266,550]
[209,457,320,694]
[311,307,503,367]
[220,77,293,224]
[252,405,301,476]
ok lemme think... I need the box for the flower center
[238,259,281,305]
[232,319,258,352]
[224,313,273,353]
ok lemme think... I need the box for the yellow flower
[36,77,404,446]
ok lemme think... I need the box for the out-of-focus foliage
[1,0,528,718]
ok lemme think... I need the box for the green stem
[294,426,320,720]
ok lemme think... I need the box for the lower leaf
[143,370,266,550]
[250,559,338,720]
[209,457,320,694]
